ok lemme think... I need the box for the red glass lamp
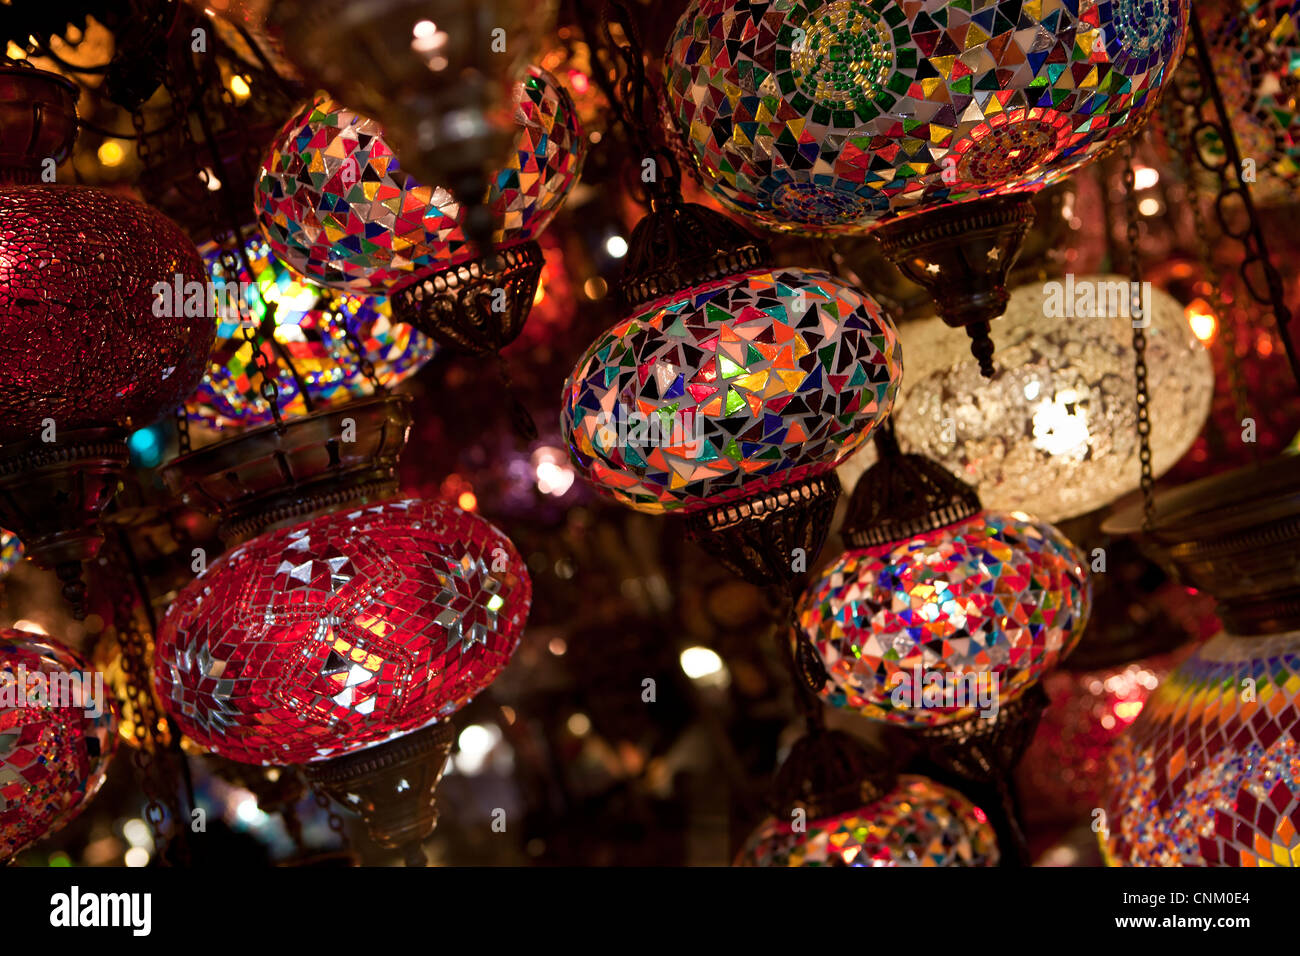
[0,66,215,613]
[155,497,531,860]
[1,628,119,862]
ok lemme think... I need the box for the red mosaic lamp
[0,65,216,616]
[155,497,531,863]
[0,628,119,862]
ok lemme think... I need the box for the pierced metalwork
[843,423,982,549]
[872,192,1036,377]
[391,241,543,356]
[684,472,840,589]
[161,394,412,544]
[303,720,457,867]
[768,729,896,822]
[617,201,771,311]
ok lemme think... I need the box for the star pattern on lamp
[156,500,531,765]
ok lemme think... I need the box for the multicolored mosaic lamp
[1,629,119,862]
[560,200,901,586]
[156,497,531,862]
[187,235,436,429]
[0,529,21,578]
[256,65,586,357]
[797,453,1091,728]
[737,773,999,866]
[1178,0,1300,206]
[1102,454,1300,866]
[663,0,1189,373]
[266,0,557,232]
[798,425,1088,860]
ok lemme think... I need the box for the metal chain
[576,0,682,209]
[337,315,384,393]
[111,568,176,864]
[173,404,192,456]
[1183,5,1300,387]
[1162,97,1254,442]
[1122,140,1156,528]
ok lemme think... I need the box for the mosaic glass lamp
[0,629,118,861]
[156,498,530,765]
[889,274,1214,522]
[1102,454,1300,866]
[737,773,999,866]
[663,0,1189,374]
[797,495,1091,728]
[560,200,901,586]
[156,497,531,863]
[665,0,1186,233]
[187,235,436,429]
[266,0,556,230]
[0,65,215,614]
[256,66,586,356]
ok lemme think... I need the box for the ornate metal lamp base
[161,394,412,544]
[0,427,129,618]
[684,472,841,589]
[917,684,1049,865]
[391,241,543,356]
[768,729,895,821]
[873,192,1036,377]
[917,684,1049,783]
[1103,454,1300,635]
[843,425,982,548]
[302,721,457,867]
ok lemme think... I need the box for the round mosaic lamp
[797,466,1091,728]
[0,629,118,862]
[797,426,1089,860]
[889,274,1214,523]
[663,0,1189,372]
[255,65,586,356]
[155,497,530,861]
[188,235,436,429]
[1102,454,1300,866]
[737,773,999,866]
[665,0,1187,234]
[560,200,901,586]
[0,66,215,615]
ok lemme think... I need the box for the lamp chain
[576,0,682,209]
[1161,96,1254,451]
[1122,140,1156,529]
